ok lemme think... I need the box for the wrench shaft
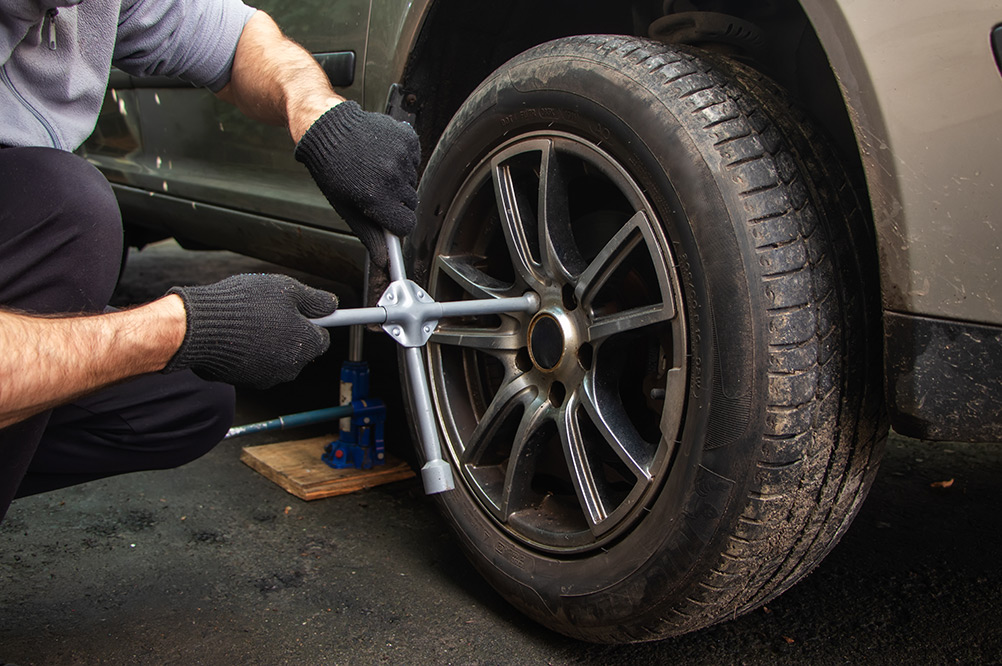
[310,306,386,328]
[403,346,454,493]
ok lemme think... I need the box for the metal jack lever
[310,232,539,495]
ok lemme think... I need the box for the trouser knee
[163,378,237,468]
[11,373,236,501]
[0,147,123,313]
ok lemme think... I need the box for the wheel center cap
[528,313,564,370]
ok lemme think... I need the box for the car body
[81,0,1002,642]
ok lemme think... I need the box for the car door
[82,0,371,234]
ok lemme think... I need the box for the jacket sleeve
[0,0,81,65]
[113,0,257,92]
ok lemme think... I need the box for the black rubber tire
[406,35,887,643]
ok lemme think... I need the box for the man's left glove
[294,100,420,269]
[162,274,337,389]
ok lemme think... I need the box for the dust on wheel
[407,35,885,643]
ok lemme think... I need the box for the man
[0,0,420,520]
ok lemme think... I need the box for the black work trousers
[0,146,235,521]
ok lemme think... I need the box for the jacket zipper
[45,8,59,51]
[0,65,61,149]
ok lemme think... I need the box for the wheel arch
[391,5,868,174]
[390,0,884,291]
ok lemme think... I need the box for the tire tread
[582,38,886,637]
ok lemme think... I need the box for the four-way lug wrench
[310,231,540,495]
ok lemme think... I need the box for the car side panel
[802,0,1002,326]
[82,0,373,239]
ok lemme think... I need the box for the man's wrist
[290,95,345,143]
[138,294,188,372]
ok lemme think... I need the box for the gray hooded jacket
[0,0,256,151]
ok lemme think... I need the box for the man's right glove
[294,100,420,269]
[163,274,337,389]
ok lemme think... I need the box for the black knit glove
[295,101,419,268]
[163,274,338,389]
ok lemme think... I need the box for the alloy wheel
[427,132,688,553]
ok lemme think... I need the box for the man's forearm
[217,10,421,271]
[217,11,343,142]
[0,296,186,428]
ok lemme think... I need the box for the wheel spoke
[435,254,516,300]
[492,155,544,289]
[538,142,586,282]
[430,325,522,351]
[587,303,672,343]
[459,372,536,466]
[558,393,609,531]
[580,374,653,483]
[575,211,676,341]
[430,254,525,351]
[499,396,553,520]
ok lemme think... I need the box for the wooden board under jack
[240,435,416,501]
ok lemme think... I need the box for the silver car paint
[802,0,1002,325]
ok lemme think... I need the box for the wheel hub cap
[528,313,565,370]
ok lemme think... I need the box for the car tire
[406,35,886,643]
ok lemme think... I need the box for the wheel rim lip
[427,130,689,554]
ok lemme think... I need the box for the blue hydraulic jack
[321,359,386,470]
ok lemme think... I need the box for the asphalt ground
[2,240,1001,664]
